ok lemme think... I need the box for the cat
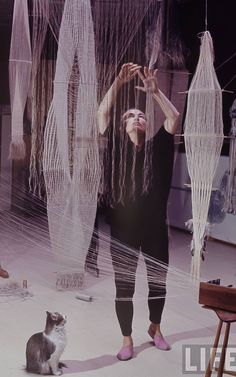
[26,311,67,376]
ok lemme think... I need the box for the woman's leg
[110,236,139,337]
[142,223,171,350]
[142,222,169,328]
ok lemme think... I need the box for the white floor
[0,213,236,377]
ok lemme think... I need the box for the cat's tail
[58,362,67,369]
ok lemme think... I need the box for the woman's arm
[136,67,180,135]
[97,63,141,134]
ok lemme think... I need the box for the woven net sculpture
[43,0,100,284]
[184,31,224,279]
[9,0,32,160]
[28,0,59,195]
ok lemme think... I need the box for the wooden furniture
[199,282,236,313]
[199,282,236,377]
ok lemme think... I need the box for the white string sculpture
[29,0,65,196]
[29,0,52,195]
[144,0,188,187]
[184,31,224,279]
[92,0,155,102]
[43,0,100,286]
[91,0,157,206]
[224,98,236,214]
[9,0,32,160]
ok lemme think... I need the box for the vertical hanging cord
[205,0,208,31]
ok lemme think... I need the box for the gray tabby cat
[26,311,67,375]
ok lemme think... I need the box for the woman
[98,63,179,360]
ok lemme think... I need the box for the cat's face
[46,311,67,331]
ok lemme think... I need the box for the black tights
[110,224,169,337]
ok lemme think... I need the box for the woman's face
[122,109,147,136]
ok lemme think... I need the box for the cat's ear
[46,311,57,321]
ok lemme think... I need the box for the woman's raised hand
[118,63,141,84]
[135,67,159,94]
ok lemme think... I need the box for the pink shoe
[117,345,133,361]
[153,334,171,351]
[148,325,171,351]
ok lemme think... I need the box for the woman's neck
[128,132,145,150]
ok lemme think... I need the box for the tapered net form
[9,0,32,160]
[184,31,224,279]
[42,0,100,278]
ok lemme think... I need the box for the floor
[0,212,236,377]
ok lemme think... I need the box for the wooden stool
[204,307,236,377]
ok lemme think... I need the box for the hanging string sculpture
[224,98,236,214]
[144,0,188,188]
[9,0,32,160]
[29,0,65,196]
[42,0,100,286]
[92,0,158,206]
[92,0,156,102]
[184,31,224,279]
